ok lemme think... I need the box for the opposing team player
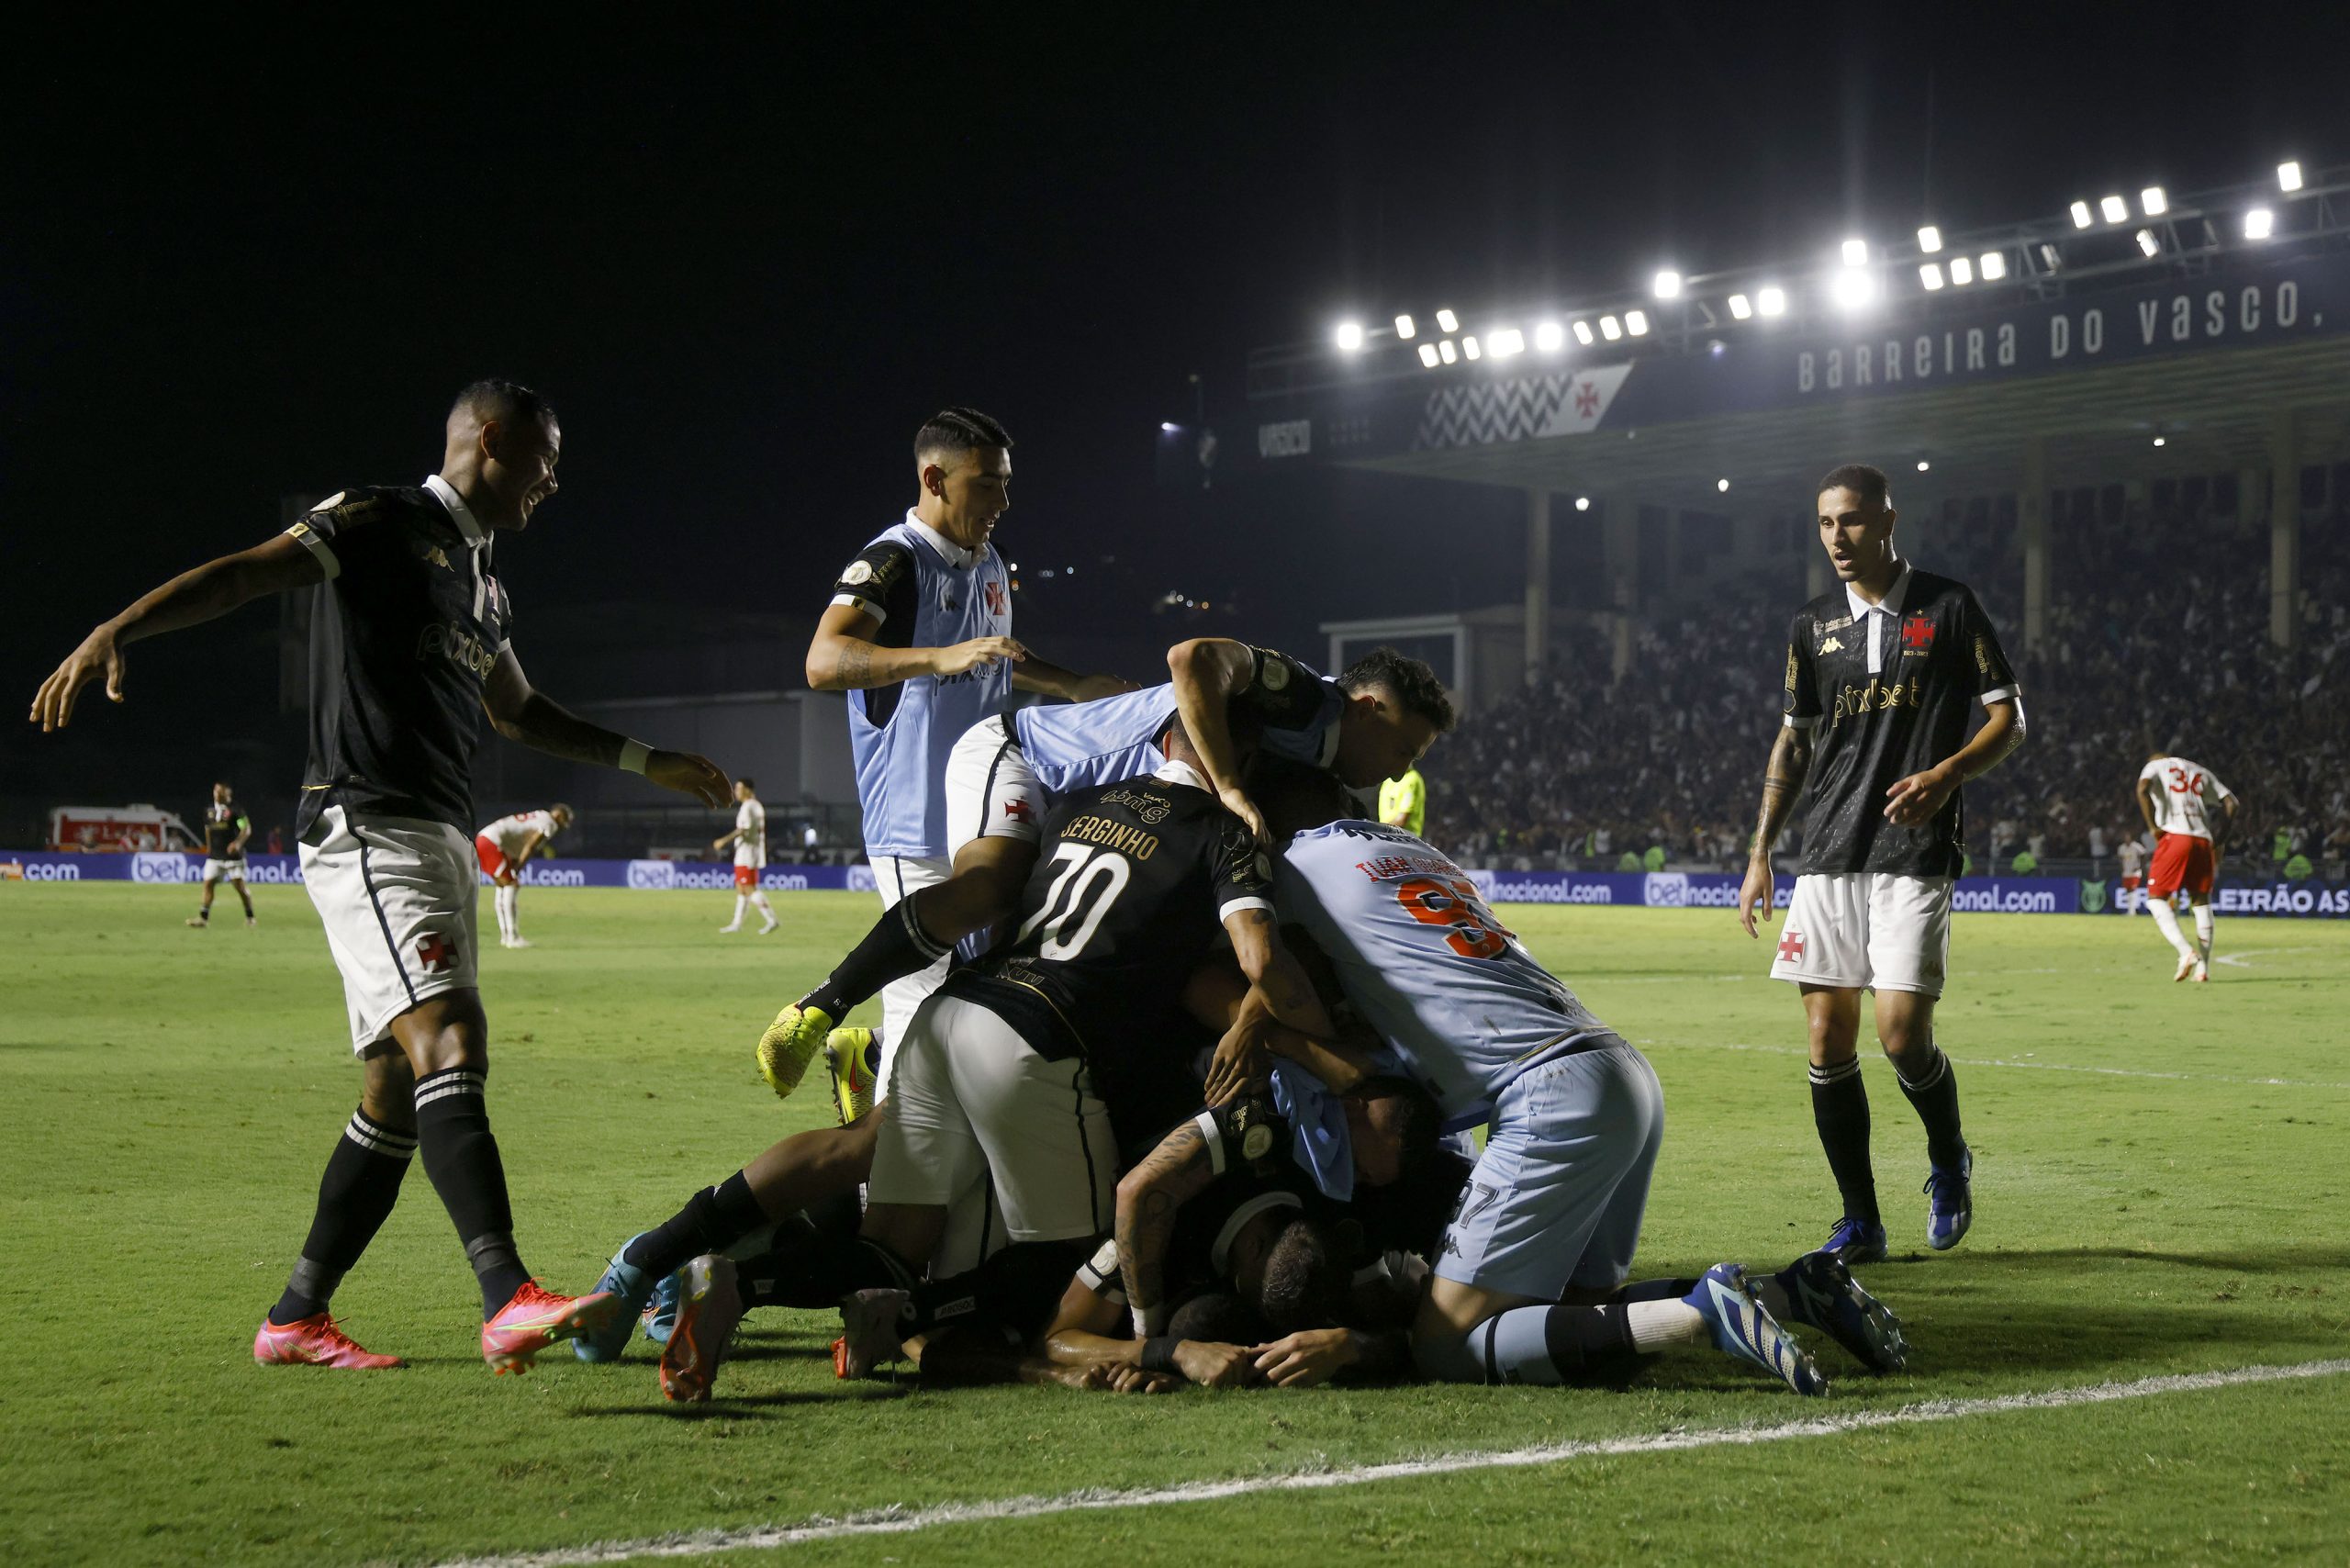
[791,407,1129,1098]
[713,777,778,935]
[187,781,256,927]
[760,643,1451,1108]
[1255,770,1896,1394]
[2135,750,2237,981]
[1738,464,2026,1263]
[2117,833,2149,915]
[30,380,731,1372]
[475,802,573,948]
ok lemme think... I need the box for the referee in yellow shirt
[1378,765,1426,836]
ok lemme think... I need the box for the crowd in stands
[1427,498,2350,882]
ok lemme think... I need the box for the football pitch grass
[5,885,2345,1567]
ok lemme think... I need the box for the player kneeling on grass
[475,803,572,948]
[188,780,256,927]
[29,379,732,1373]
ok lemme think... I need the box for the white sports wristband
[618,739,652,775]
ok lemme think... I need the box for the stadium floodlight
[1574,496,1591,511]
[1917,225,1943,253]
[2278,161,2303,193]
[1394,313,1417,340]
[1919,263,1945,290]
[2039,242,2063,271]
[1917,460,1930,472]
[2244,207,2276,239]
[2135,228,2161,258]
[1160,421,1178,432]
[1535,320,1565,352]
[2141,185,2168,217]
[1978,251,2008,281]
[1438,339,1458,364]
[1830,270,1874,310]
[1436,308,1460,333]
[1950,254,1975,286]
[1572,319,1595,345]
[1653,270,1682,299]
[1625,309,1649,336]
[1334,321,1366,353]
[1417,342,1441,368]
[1840,237,1869,266]
[2070,199,2094,229]
[2099,194,2128,224]
[1727,293,1752,319]
[1756,286,1786,317]
[1717,477,1731,493]
[1490,327,1526,357]
[1462,334,1482,361]
[2153,436,2166,447]
[1599,315,1623,341]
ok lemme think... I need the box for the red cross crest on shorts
[1901,613,1935,651]
[985,579,1007,617]
[416,933,456,973]
[1777,930,1806,963]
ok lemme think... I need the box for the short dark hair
[737,777,755,791]
[1257,1216,1349,1333]
[1338,647,1457,734]
[1252,758,1354,837]
[1818,463,1890,509]
[915,407,1013,466]
[453,378,556,429]
[1168,1290,1266,1345]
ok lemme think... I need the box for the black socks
[1895,1044,1967,1170]
[268,1107,416,1326]
[1809,1056,1879,1227]
[623,1171,772,1282]
[412,1068,529,1317]
[802,898,951,1021]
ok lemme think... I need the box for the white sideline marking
[1640,1036,2350,1092]
[440,1359,2350,1567]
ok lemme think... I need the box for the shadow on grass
[1869,1244,2350,1275]
[571,1384,912,1420]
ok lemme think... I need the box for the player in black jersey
[30,380,730,1374]
[1737,464,2027,1265]
[187,781,255,928]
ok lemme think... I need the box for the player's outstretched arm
[29,534,322,732]
[1012,657,1139,703]
[803,602,1027,692]
[1885,697,2027,827]
[481,649,730,806]
[1740,724,1814,936]
[1167,639,1266,837]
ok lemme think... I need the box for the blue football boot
[1686,1262,1827,1396]
[1773,1249,1908,1372]
[1924,1148,1975,1250]
[1820,1215,1889,1265]
[642,1265,683,1344]
[573,1234,659,1362]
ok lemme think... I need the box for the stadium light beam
[1917,460,1930,472]
[1756,286,1786,318]
[1599,315,1623,341]
[1653,270,1682,299]
[1978,251,2008,281]
[1572,319,1595,346]
[1917,225,1942,253]
[2244,207,2276,240]
[1334,320,1365,353]
[2278,161,2303,193]
[2135,228,2161,258]
[1159,422,1177,432]
[1727,293,1752,319]
[2141,185,2168,217]
[1573,496,1591,511]
[1490,327,1525,357]
[1840,237,1869,266]
[1461,334,1482,361]
[1534,320,1564,352]
[2153,436,2167,447]
[1624,309,1649,336]
[1717,477,1730,493]
[1438,339,1458,364]
[1919,263,1945,290]
[1435,308,1460,333]
[2070,200,2094,229]
[1393,313,1416,340]
[1416,342,1440,368]
[2099,194,2128,224]
[1830,270,1874,310]
[1950,254,1975,286]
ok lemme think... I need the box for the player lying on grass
[2135,749,2237,982]
[1237,765,1908,1394]
[474,802,572,948]
[756,643,1453,1116]
[29,379,732,1374]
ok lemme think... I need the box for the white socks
[2191,902,2213,958]
[1625,1299,1708,1351]
[752,892,776,924]
[730,894,748,925]
[494,883,520,944]
[2148,896,2195,959]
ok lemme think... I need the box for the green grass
[3,885,2345,1566]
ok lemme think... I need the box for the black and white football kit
[201,802,252,882]
[867,760,1274,1242]
[284,476,512,1049]
[1770,565,2018,996]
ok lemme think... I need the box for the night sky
[5,5,2333,812]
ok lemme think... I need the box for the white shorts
[868,852,954,1089]
[867,991,1116,1244]
[201,858,247,882]
[1770,872,1953,997]
[299,806,481,1054]
[943,715,1044,855]
[1436,1039,1662,1300]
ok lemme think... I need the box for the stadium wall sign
[11,854,2349,917]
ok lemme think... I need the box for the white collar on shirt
[1154,758,1210,791]
[424,474,488,545]
[1843,560,1912,622]
[905,509,981,569]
